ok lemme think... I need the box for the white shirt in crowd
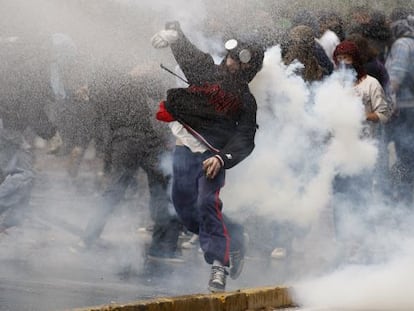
[354,75,390,137]
[317,29,340,65]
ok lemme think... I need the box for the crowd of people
[1,3,414,293]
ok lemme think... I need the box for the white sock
[213,260,224,267]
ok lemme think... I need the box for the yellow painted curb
[71,286,294,311]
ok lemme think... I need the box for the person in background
[46,33,97,182]
[345,33,392,199]
[287,9,334,77]
[317,10,345,65]
[385,15,414,207]
[151,21,264,292]
[346,7,392,64]
[282,25,324,82]
[346,33,389,89]
[333,41,389,129]
[332,40,390,263]
[77,66,182,264]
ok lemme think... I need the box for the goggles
[224,39,252,64]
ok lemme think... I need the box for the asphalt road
[0,148,291,311]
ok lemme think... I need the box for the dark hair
[333,40,366,80]
[318,10,345,41]
[346,33,378,63]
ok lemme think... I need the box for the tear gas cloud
[223,46,414,309]
[226,47,378,225]
[1,0,414,310]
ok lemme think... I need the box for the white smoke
[3,0,414,309]
[224,46,378,226]
[220,45,414,309]
[293,238,414,310]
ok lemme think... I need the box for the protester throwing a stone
[151,21,264,292]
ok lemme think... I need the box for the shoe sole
[208,285,225,293]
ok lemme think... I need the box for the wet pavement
[0,147,292,311]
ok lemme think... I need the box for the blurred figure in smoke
[316,9,345,65]
[282,25,324,82]
[366,10,393,64]
[346,33,392,199]
[346,7,392,65]
[151,21,264,292]
[0,35,57,233]
[332,40,390,263]
[0,130,34,234]
[346,33,389,89]
[385,15,414,207]
[78,65,182,264]
[286,9,333,77]
[333,41,389,135]
[46,33,95,180]
[45,33,76,155]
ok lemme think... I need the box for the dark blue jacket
[165,31,258,169]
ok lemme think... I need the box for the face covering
[338,61,354,71]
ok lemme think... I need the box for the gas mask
[224,39,252,64]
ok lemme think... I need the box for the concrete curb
[72,286,295,311]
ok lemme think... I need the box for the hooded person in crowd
[151,21,264,292]
[286,9,334,77]
[316,10,345,65]
[385,15,414,207]
[282,25,324,82]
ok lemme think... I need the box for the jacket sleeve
[216,93,258,169]
[169,29,217,85]
[370,78,390,123]
[385,38,413,89]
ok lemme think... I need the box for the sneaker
[181,234,199,249]
[208,265,228,293]
[229,232,248,280]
